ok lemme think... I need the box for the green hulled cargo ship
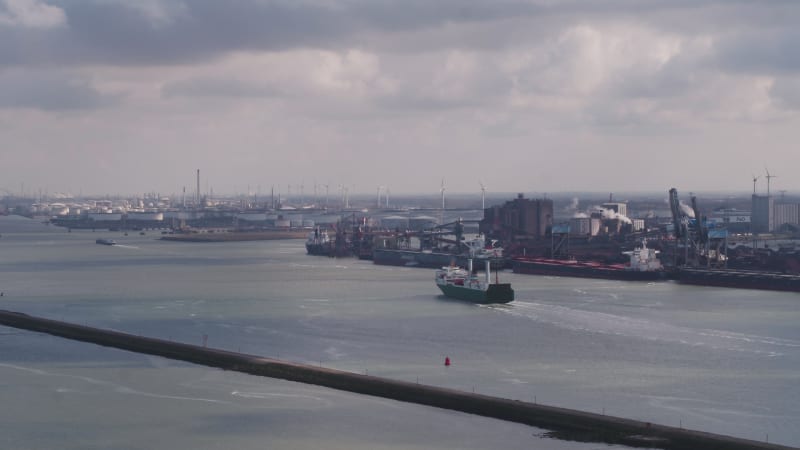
[435,259,514,304]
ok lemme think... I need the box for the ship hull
[374,248,460,268]
[677,268,800,292]
[437,283,514,304]
[512,258,666,281]
[306,242,333,256]
[306,242,352,258]
[374,248,507,269]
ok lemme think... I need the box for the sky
[1,0,799,198]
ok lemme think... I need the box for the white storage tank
[127,212,164,221]
[88,213,122,221]
[381,215,409,230]
[164,211,199,220]
[408,215,437,230]
[236,213,267,222]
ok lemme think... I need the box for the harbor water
[1,216,798,448]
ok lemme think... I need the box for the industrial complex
[4,169,800,289]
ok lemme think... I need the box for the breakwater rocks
[0,309,791,450]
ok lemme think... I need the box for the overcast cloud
[1,0,799,197]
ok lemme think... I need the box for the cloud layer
[1,0,799,196]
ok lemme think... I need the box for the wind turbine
[479,180,486,210]
[751,174,760,194]
[440,179,446,210]
[439,179,446,226]
[765,168,777,197]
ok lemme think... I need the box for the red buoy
[444,356,451,366]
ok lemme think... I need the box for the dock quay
[677,267,800,292]
[0,309,791,450]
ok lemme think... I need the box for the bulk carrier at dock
[676,267,800,292]
[512,240,668,281]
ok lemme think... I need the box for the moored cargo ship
[373,248,464,268]
[435,259,514,303]
[512,240,667,281]
[374,235,506,268]
[305,227,355,257]
[677,268,800,292]
[306,228,333,256]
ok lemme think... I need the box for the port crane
[427,219,475,253]
[668,188,727,268]
[377,218,487,256]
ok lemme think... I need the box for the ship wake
[486,301,800,357]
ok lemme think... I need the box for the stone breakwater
[0,309,791,450]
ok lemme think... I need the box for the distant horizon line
[3,189,787,200]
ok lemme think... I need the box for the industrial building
[568,217,599,237]
[773,203,800,231]
[751,195,774,233]
[479,194,553,240]
[707,210,751,234]
[751,194,800,233]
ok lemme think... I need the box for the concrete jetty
[0,309,792,450]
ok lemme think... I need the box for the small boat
[435,259,514,304]
[95,239,116,246]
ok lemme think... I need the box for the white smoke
[679,201,695,218]
[593,206,633,224]
[572,212,589,218]
[563,197,580,212]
